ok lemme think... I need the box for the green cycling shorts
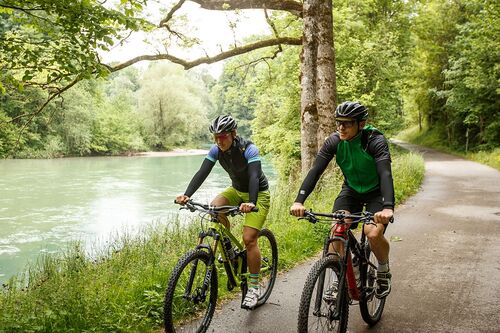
[220,187,270,230]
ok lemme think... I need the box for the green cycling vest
[336,125,381,193]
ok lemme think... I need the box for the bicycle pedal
[240,303,255,311]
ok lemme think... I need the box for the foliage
[443,0,500,150]
[0,63,214,157]
[403,0,499,151]
[334,0,412,134]
[0,0,150,93]
[137,62,212,150]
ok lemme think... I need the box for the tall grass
[0,147,424,332]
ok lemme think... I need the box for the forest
[0,0,498,172]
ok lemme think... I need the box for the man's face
[214,131,234,151]
[335,117,363,140]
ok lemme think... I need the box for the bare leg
[211,195,230,229]
[364,223,390,264]
[243,226,261,274]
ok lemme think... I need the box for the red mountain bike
[297,211,390,333]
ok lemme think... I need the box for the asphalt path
[180,142,500,333]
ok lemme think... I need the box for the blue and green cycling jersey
[184,136,268,204]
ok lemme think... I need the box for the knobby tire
[297,256,348,333]
[164,249,218,333]
[358,243,386,325]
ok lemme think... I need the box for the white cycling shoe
[241,287,260,309]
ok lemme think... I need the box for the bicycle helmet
[335,101,368,121]
[209,115,237,134]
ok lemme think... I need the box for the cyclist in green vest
[290,101,394,298]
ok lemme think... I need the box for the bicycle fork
[182,234,216,304]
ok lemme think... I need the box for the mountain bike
[164,200,278,333]
[297,210,390,333]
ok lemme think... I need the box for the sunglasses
[335,120,356,128]
[213,132,232,140]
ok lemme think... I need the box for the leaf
[390,236,403,242]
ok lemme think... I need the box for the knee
[211,195,228,206]
[366,226,384,242]
[243,234,258,249]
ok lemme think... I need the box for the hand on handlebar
[374,208,394,225]
[239,202,256,213]
[175,195,190,205]
[289,202,306,217]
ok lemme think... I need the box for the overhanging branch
[191,0,303,17]
[110,36,302,72]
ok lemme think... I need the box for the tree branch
[191,0,303,17]
[9,76,82,124]
[159,0,188,27]
[0,4,45,11]
[110,36,302,72]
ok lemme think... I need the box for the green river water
[0,154,275,282]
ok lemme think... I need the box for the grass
[0,147,424,332]
[397,125,500,170]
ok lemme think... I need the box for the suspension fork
[313,230,347,317]
[184,230,217,299]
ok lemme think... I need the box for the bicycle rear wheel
[164,249,218,333]
[359,242,386,325]
[254,228,278,307]
[297,256,348,333]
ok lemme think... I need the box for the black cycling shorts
[333,184,386,230]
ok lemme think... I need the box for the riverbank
[136,149,208,157]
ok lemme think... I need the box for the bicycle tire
[164,249,218,333]
[253,228,278,307]
[359,242,386,325]
[298,256,349,333]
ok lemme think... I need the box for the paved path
[184,143,500,332]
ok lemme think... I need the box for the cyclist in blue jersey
[176,115,271,309]
[290,101,394,298]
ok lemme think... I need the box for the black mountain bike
[297,211,390,333]
[164,200,278,333]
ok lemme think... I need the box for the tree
[137,62,211,149]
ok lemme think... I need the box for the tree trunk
[316,0,336,149]
[300,0,336,173]
[300,0,320,173]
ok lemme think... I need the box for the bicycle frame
[181,201,265,301]
[306,212,374,320]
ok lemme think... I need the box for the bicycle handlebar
[299,210,386,226]
[174,199,258,215]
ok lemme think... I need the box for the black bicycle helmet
[209,115,237,134]
[335,101,368,121]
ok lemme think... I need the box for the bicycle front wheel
[164,249,218,333]
[359,242,386,325]
[298,256,348,333]
[254,228,278,307]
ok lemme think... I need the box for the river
[0,154,276,283]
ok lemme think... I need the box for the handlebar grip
[251,207,259,213]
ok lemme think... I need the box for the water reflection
[0,154,276,282]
